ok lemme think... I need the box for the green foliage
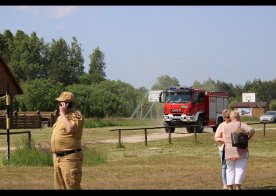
[3,29,276,119]
[69,36,85,82]
[243,79,276,102]
[84,119,117,128]
[6,30,48,81]
[88,46,106,84]
[192,78,216,91]
[1,137,108,167]
[2,30,14,62]
[0,33,9,62]
[79,73,92,85]
[66,80,146,118]
[84,118,162,128]
[2,137,52,167]
[16,78,64,111]
[269,99,276,110]
[151,75,180,90]
[48,38,72,85]
[228,97,241,109]
[2,149,52,167]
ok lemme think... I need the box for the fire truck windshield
[165,92,191,103]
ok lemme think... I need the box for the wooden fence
[37,111,57,127]
[0,110,57,129]
[110,122,272,147]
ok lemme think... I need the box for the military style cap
[55,91,75,102]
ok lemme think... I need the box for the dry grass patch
[0,123,275,190]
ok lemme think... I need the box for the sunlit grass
[0,120,275,189]
[84,118,163,128]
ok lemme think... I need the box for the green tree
[65,83,91,115]
[66,80,144,118]
[0,33,9,62]
[16,79,64,111]
[269,99,276,110]
[79,73,92,85]
[69,36,85,83]
[2,29,15,63]
[201,78,216,91]
[192,80,203,89]
[5,30,48,81]
[7,30,28,81]
[216,81,236,97]
[26,32,48,79]
[83,92,92,118]
[244,79,264,102]
[90,80,139,117]
[151,75,180,90]
[88,46,106,84]
[48,38,72,85]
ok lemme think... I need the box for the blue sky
[1,6,276,89]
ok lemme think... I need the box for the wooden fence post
[28,131,32,148]
[118,129,122,147]
[168,129,172,144]
[263,123,266,138]
[194,127,198,143]
[144,128,148,146]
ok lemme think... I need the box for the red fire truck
[159,86,229,133]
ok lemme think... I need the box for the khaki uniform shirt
[224,121,255,160]
[51,109,84,153]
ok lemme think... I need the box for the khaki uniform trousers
[53,151,84,190]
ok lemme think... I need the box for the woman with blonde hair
[214,109,231,189]
[224,110,255,190]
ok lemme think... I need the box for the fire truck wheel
[213,126,218,133]
[186,127,194,133]
[165,127,175,133]
[195,115,204,133]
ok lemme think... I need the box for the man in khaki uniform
[51,91,84,190]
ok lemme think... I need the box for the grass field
[0,120,275,190]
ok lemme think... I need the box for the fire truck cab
[159,86,229,133]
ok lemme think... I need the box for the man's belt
[55,149,82,157]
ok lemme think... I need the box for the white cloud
[15,6,77,19]
[16,6,42,14]
[47,6,77,18]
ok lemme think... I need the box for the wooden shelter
[0,56,46,129]
[0,56,24,129]
[0,56,23,96]
[232,102,268,118]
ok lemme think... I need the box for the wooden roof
[233,102,268,108]
[0,56,23,96]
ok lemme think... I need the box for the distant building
[232,102,268,118]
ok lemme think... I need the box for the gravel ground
[96,127,214,144]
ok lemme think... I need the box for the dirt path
[94,127,271,144]
[94,128,213,144]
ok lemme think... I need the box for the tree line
[0,29,147,118]
[1,29,276,118]
[151,75,276,110]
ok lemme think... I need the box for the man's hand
[59,102,75,134]
[59,102,69,115]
